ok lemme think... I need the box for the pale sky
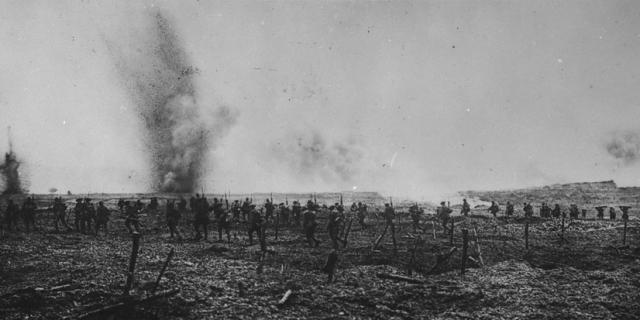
[2,0,640,200]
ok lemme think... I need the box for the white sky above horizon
[2,0,640,201]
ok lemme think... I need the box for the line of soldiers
[480,200,631,221]
[1,197,36,232]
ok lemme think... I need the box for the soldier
[178,196,188,227]
[461,199,471,217]
[117,198,126,213]
[166,201,182,239]
[488,201,500,217]
[264,199,275,221]
[581,209,587,219]
[409,204,422,232]
[214,198,230,242]
[148,197,159,212]
[327,206,343,249]
[540,203,550,218]
[620,206,630,221]
[279,203,290,226]
[436,201,452,234]
[552,204,561,218]
[125,201,141,234]
[241,198,252,222]
[247,204,264,246]
[22,197,36,232]
[357,202,367,229]
[82,198,96,234]
[609,207,616,220]
[4,199,17,231]
[193,196,210,240]
[302,205,320,247]
[505,201,514,216]
[523,202,533,218]
[381,203,398,253]
[231,200,241,223]
[292,201,302,227]
[595,206,605,220]
[95,201,110,234]
[569,204,579,219]
[53,197,69,231]
[73,199,84,232]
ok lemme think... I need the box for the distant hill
[458,180,640,206]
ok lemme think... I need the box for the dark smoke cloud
[605,131,640,164]
[271,130,365,185]
[1,150,24,194]
[107,11,235,193]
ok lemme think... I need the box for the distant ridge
[458,180,639,205]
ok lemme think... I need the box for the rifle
[340,194,343,207]
[285,196,288,206]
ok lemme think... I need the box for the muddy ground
[1,202,640,319]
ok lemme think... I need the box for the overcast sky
[2,0,640,200]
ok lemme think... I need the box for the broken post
[623,219,628,245]
[372,224,389,251]
[473,228,484,267]
[151,247,175,294]
[461,229,468,275]
[277,289,293,307]
[432,220,436,239]
[524,217,529,250]
[123,232,141,295]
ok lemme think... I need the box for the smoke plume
[605,131,640,164]
[108,11,235,193]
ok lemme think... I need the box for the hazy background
[2,0,640,200]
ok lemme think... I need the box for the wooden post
[151,247,175,294]
[623,219,628,245]
[450,218,454,244]
[461,229,468,275]
[432,221,436,239]
[524,217,529,250]
[560,215,565,245]
[123,233,141,295]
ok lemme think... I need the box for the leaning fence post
[524,217,529,250]
[124,232,141,295]
[461,229,468,275]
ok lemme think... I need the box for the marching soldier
[166,201,182,239]
[569,204,579,219]
[22,197,36,232]
[73,198,84,232]
[357,202,367,229]
[523,202,533,218]
[461,199,471,217]
[247,204,264,246]
[552,204,561,218]
[327,206,343,249]
[214,198,230,242]
[82,198,96,234]
[505,201,514,216]
[53,197,69,232]
[125,201,141,234]
[488,201,500,217]
[4,199,19,231]
[264,199,275,221]
[241,198,252,222]
[609,207,616,220]
[193,196,210,240]
[302,205,319,248]
[540,203,551,218]
[292,201,302,227]
[620,206,630,221]
[436,201,452,233]
[595,206,605,220]
[95,201,110,234]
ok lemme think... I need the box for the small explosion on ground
[1,129,24,194]
[107,11,235,193]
